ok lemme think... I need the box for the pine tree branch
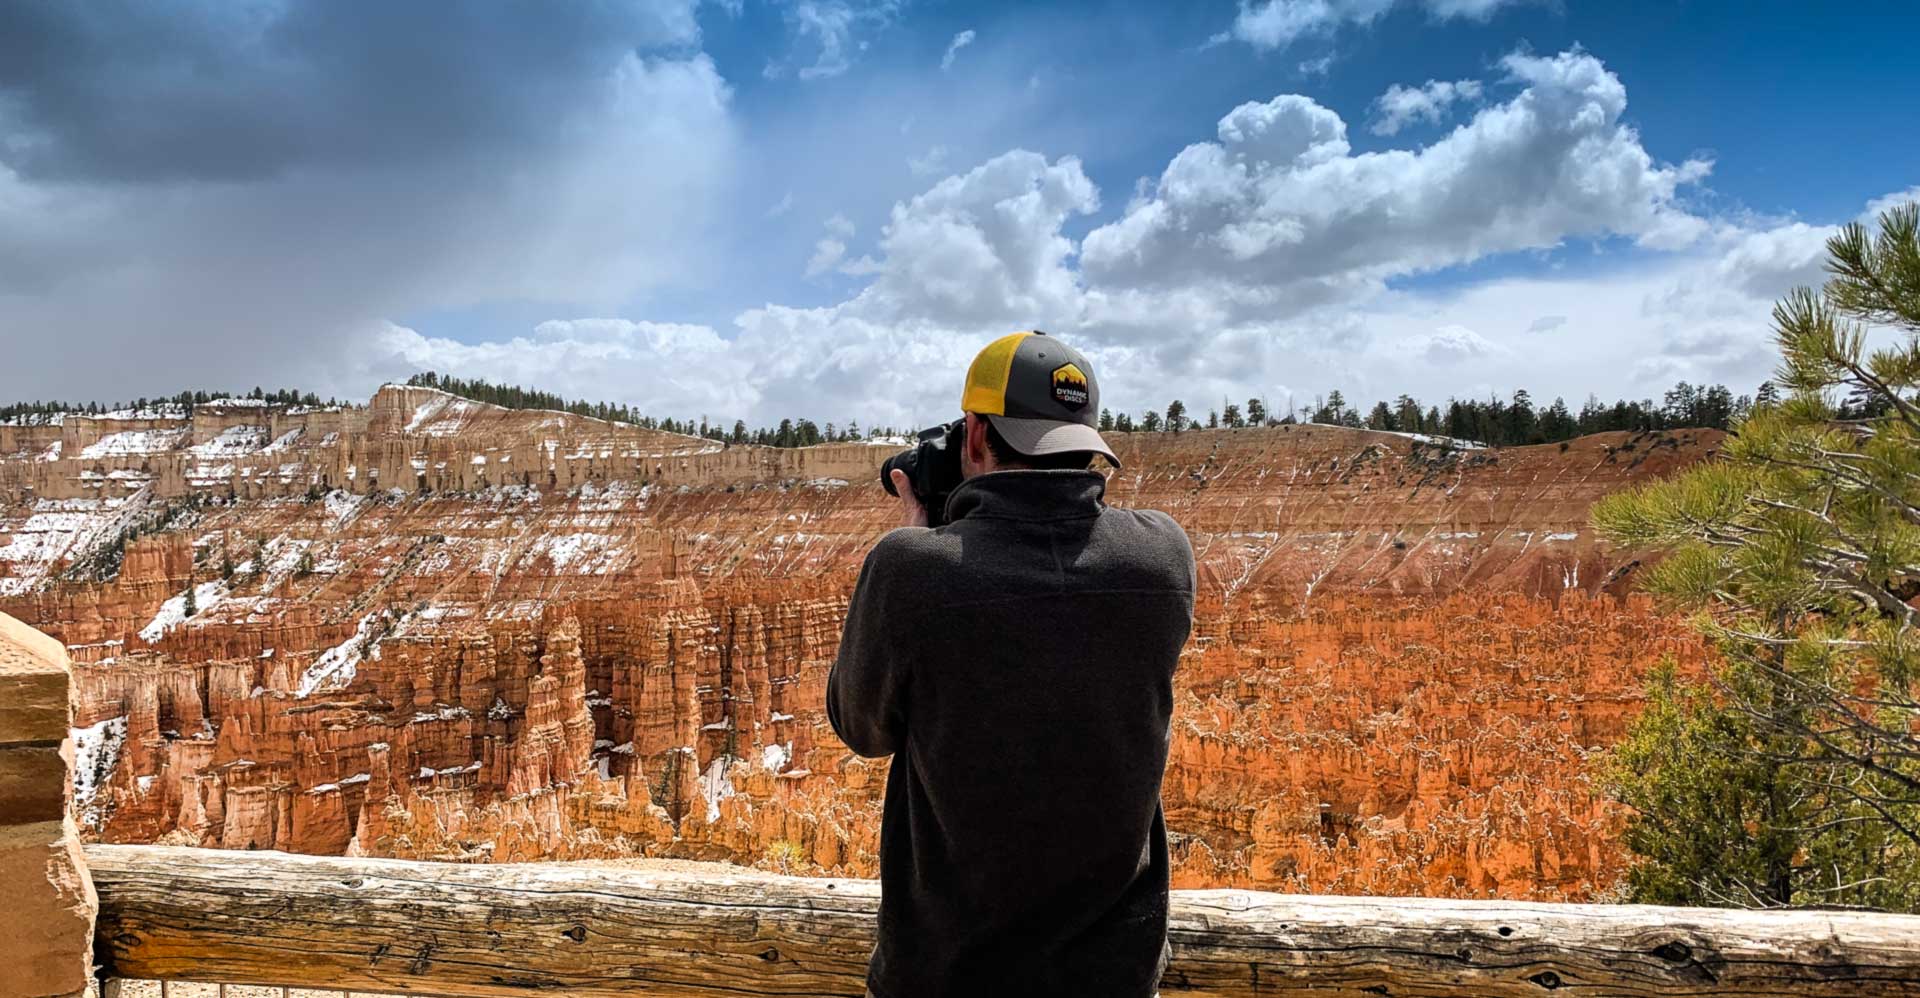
[1804,776,1920,852]
[1751,453,1920,527]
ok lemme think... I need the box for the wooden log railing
[88,844,1920,997]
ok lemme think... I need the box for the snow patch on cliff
[139,580,229,642]
[324,490,367,529]
[79,428,190,458]
[0,498,124,593]
[262,428,305,452]
[71,715,128,828]
[406,394,479,436]
[298,612,389,697]
[529,532,623,574]
[701,757,737,823]
[189,425,269,457]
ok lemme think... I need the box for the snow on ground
[297,611,391,697]
[1400,432,1488,449]
[139,580,229,642]
[1288,423,1489,449]
[71,715,128,828]
[761,741,792,772]
[1370,428,1488,449]
[0,411,66,426]
[96,404,189,420]
[188,425,269,457]
[78,428,190,458]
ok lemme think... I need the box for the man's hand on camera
[888,468,928,528]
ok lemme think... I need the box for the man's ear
[964,412,992,471]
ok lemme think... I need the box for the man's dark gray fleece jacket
[828,469,1196,998]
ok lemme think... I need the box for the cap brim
[985,414,1121,469]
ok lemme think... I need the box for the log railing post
[0,611,96,998]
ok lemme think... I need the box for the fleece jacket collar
[943,468,1107,524]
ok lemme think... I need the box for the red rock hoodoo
[0,387,1717,899]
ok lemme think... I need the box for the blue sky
[2,0,1915,429]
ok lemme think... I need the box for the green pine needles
[1594,202,1920,911]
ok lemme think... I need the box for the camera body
[880,417,967,527]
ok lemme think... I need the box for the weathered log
[88,844,1920,997]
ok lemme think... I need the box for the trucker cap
[960,330,1120,468]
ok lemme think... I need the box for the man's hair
[984,419,1094,470]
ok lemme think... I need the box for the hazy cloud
[1420,323,1501,363]
[805,214,858,277]
[1297,54,1336,76]
[1371,78,1484,134]
[765,0,901,81]
[1218,0,1527,52]
[941,29,977,71]
[908,145,952,177]
[0,1,702,184]
[0,1,736,402]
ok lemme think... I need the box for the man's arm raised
[827,527,916,758]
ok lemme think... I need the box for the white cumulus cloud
[1078,49,1712,315]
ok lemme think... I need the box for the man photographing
[829,330,1197,998]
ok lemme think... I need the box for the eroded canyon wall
[0,388,1718,899]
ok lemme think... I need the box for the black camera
[880,417,966,527]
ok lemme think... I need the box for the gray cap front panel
[1002,333,1100,426]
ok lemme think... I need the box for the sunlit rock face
[1,387,1718,899]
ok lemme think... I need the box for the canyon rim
[0,386,1718,900]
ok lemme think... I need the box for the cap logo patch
[1051,363,1090,410]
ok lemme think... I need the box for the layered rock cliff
[0,386,1718,899]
